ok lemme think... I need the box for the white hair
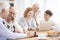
[32,2,40,8]
[0,2,10,13]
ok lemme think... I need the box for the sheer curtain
[14,0,43,22]
[14,0,60,24]
[44,0,60,24]
[14,0,32,22]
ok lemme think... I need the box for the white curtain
[44,0,60,24]
[14,0,32,22]
[14,0,60,24]
[14,0,43,22]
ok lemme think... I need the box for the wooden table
[16,31,60,40]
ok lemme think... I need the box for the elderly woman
[32,3,40,26]
[19,7,37,32]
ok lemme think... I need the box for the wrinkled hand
[27,31,34,37]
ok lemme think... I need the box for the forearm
[0,23,27,39]
[29,27,36,31]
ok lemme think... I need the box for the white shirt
[0,17,27,40]
[5,20,23,33]
[19,17,37,31]
[33,10,40,26]
[38,19,55,31]
[14,21,23,32]
[54,24,60,32]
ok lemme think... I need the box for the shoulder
[0,17,6,25]
[49,20,54,23]
[20,17,25,22]
[20,17,24,19]
[31,18,35,21]
[0,17,3,22]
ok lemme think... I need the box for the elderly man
[5,7,23,33]
[0,2,34,40]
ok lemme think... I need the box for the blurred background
[0,0,60,24]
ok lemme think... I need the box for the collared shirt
[0,17,27,40]
[5,21,23,33]
[33,10,40,26]
[13,21,23,32]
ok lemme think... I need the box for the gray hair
[32,3,40,8]
[0,2,10,13]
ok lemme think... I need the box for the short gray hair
[0,2,10,13]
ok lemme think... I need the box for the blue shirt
[0,17,27,40]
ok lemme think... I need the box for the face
[33,5,39,13]
[2,9,9,19]
[34,6,39,12]
[27,11,34,18]
[9,7,16,20]
[7,14,13,21]
[44,13,51,21]
[8,12,16,22]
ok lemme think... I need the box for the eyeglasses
[9,12,16,15]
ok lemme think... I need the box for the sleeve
[14,21,23,32]
[54,24,60,32]
[51,20,57,30]
[0,21,27,39]
[19,18,28,31]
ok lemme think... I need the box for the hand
[27,31,34,37]
[15,29,23,33]
[30,27,36,31]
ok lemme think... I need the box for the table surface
[16,31,60,40]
